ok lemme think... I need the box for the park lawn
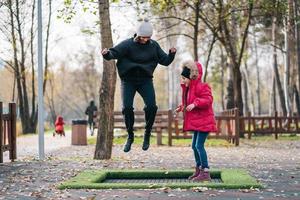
[87,132,300,147]
[58,169,262,190]
[17,125,72,137]
[241,134,300,141]
[87,135,233,147]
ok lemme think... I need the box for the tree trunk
[8,0,25,132]
[242,69,249,114]
[43,0,52,93]
[289,0,297,115]
[295,0,300,115]
[220,45,225,110]
[284,16,292,115]
[272,16,287,116]
[269,75,277,115]
[226,64,235,109]
[221,8,239,111]
[203,34,217,82]
[193,0,200,61]
[293,85,300,115]
[47,77,57,124]
[196,0,253,115]
[162,18,176,109]
[12,73,16,102]
[16,0,32,133]
[221,13,237,111]
[7,0,42,134]
[233,65,244,115]
[12,0,36,133]
[30,0,36,129]
[218,1,253,116]
[94,0,116,160]
[253,30,261,114]
[243,62,255,114]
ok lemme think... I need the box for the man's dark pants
[121,79,158,139]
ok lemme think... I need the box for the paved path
[3,131,72,161]
[0,135,299,200]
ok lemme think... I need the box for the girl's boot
[192,169,211,182]
[188,167,202,180]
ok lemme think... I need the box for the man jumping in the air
[101,18,176,152]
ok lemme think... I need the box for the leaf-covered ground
[0,133,299,199]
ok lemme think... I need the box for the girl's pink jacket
[179,62,217,132]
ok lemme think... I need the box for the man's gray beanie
[136,18,153,37]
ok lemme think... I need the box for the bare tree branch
[156,16,195,27]
[237,1,254,67]
[157,33,194,41]
[203,34,217,82]
[198,9,217,33]
[157,21,182,33]
[181,0,196,11]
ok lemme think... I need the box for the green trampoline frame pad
[58,169,262,190]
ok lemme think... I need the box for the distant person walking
[85,100,98,136]
[101,18,176,152]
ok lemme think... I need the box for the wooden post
[295,117,299,132]
[155,113,162,146]
[268,118,272,131]
[227,118,232,143]
[168,110,173,146]
[261,118,265,130]
[274,111,278,139]
[9,103,17,161]
[216,118,221,137]
[7,112,11,159]
[287,117,291,133]
[235,108,240,146]
[156,128,162,146]
[0,102,3,163]
[247,112,251,139]
[175,115,179,138]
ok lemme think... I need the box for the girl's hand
[169,47,177,53]
[175,106,181,113]
[101,48,109,55]
[186,104,195,111]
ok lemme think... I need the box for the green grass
[87,135,232,147]
[58,169,262,190]
[244,123,300,132]
[18,125,72,137]
[244,135,300,141]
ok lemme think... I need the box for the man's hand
[101,48,109,55]
[186,104,195,111]
[169,47,177,53]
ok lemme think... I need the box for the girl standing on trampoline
[175,61,217,181]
